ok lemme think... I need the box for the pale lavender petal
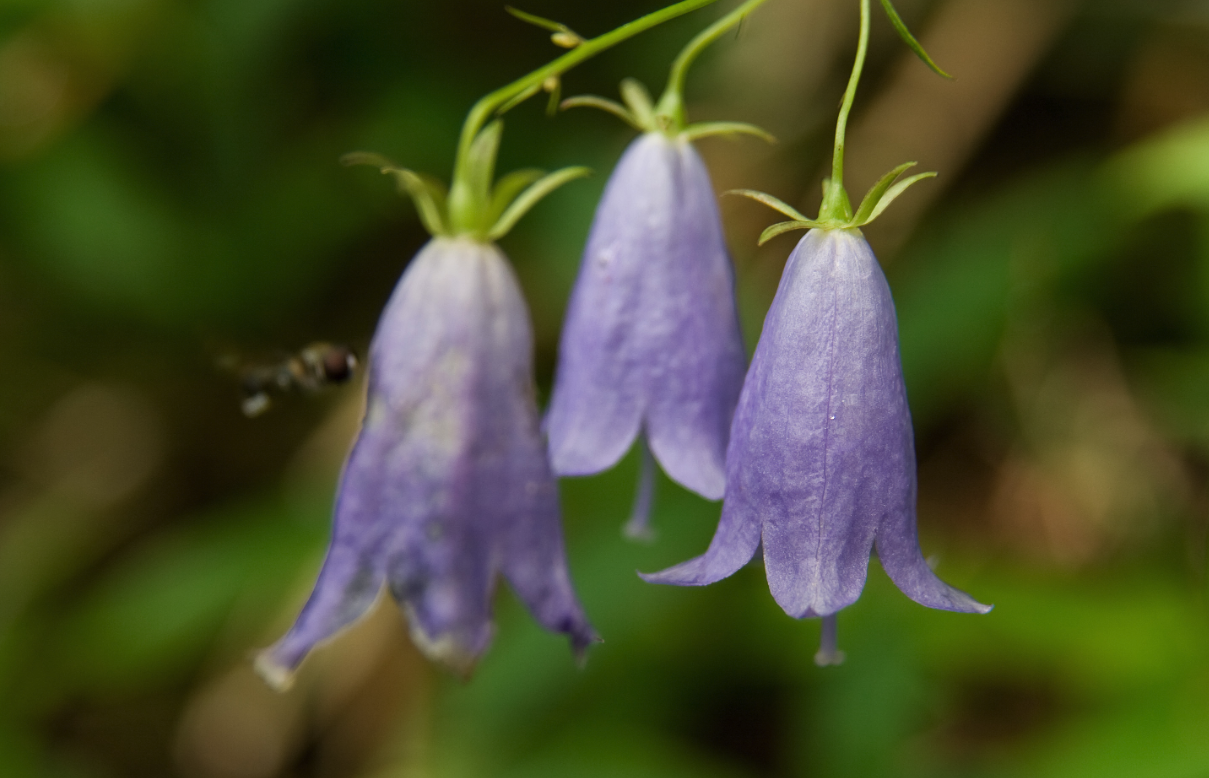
[644,139,746,500]
[254,428,397,689]
[875,507,992,614]
[488,263,597,654]
[498,458,598,658]
[638,496,761,586]
[547,132,745,501]
[545,135,665,477]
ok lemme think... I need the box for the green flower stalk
[731,0,949,234]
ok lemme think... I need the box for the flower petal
[544,137,660,476]
[638,497,761,586]
[875,513,992,614]
[254,469,385,690]
[498,464,599,658]
[643,139,746,500]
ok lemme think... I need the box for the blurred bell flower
[548,0,772,539]
[643,0,990,664]
[256,1,732,684]
[257,236,597,683]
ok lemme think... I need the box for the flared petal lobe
[644,230,989,619]
[546,132,746,500]
[258,238,595,685]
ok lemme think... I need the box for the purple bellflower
[548,0,773,537]
[546,131,747,527]
[258,237,596,685]
[643,0,990,663]
[642,228,991,660]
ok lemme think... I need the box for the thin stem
[453,0,719,185]
[829,0,871,194]
[657,0,771,129]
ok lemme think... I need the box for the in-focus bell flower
[545,130,747,532]
[642,228,991,661]
[644,0,989,662]
[547,0,773,536]
[258,237,597,685]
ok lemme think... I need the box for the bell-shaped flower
[642,228,990,661]
[544,0,776,537]
[644,0,991,664]
[257,237,597,685]
[546,130,747,532]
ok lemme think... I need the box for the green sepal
[620,78,656,130]
[682,121,776,144]
[505,6,584,47]
[726,188,811,222]
[342,152,448,236]
[819,177,854,222]
[466,121,503,211]
[879,0,952,79]
[759,220,820,245]
[560,95,643,130]
[858,170,936,224]
[505,6,567,33]
[851,161,916,225]
[487,166,591,241]
[341,151,394,169]
[488,168,546,225]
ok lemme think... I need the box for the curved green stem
[452,0,719,187]
[655,0,771,131]
[821,0,871,221]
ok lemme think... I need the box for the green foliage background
[1,0,1208,776]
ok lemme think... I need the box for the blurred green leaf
[1104,116,1209,216]
[52,499,326,692]
[894,161,1117,426]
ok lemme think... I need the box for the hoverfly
[230,342,359,417]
